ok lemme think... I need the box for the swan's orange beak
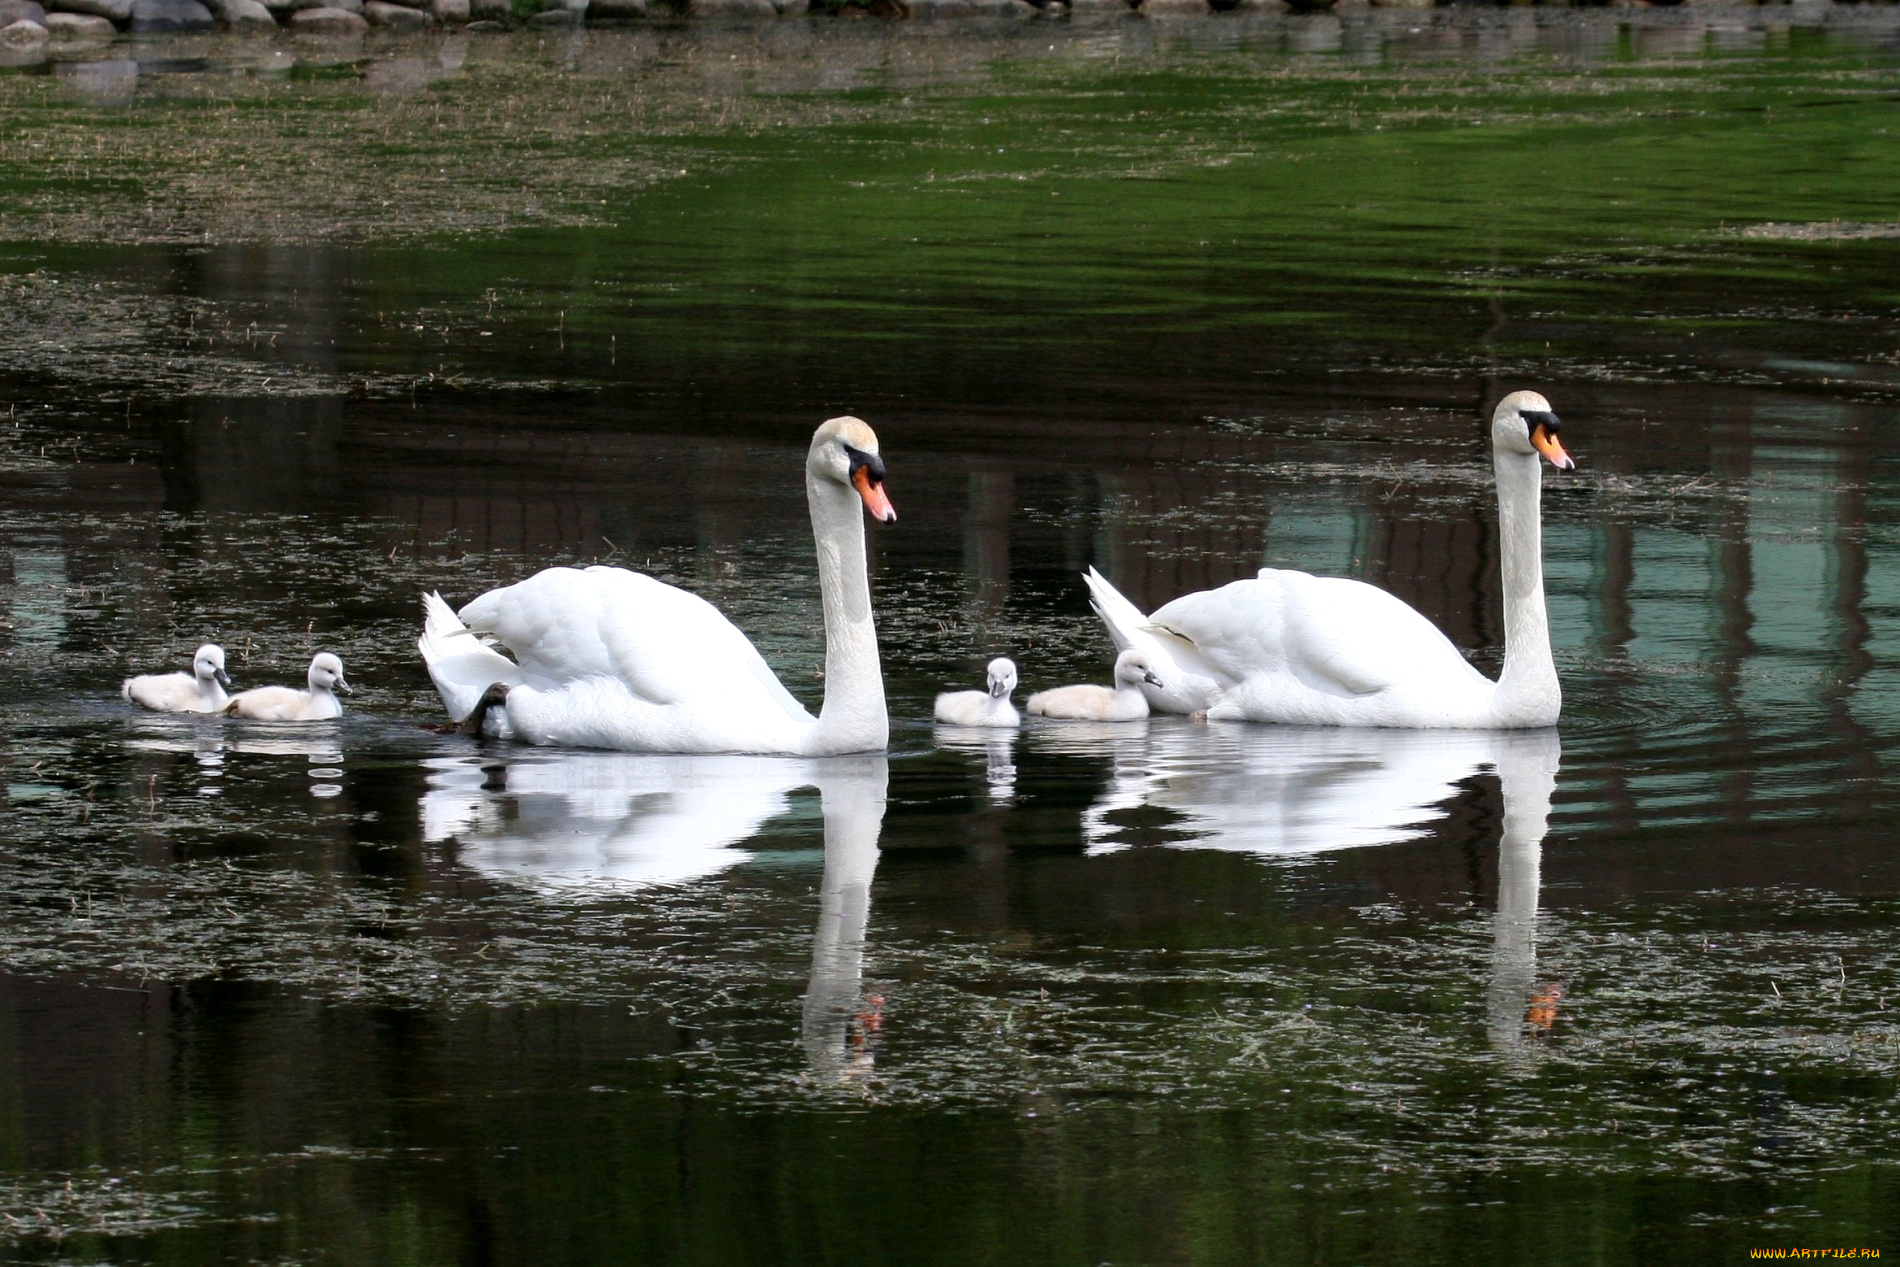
[853,466,896,523]
[1531,423,1574,471]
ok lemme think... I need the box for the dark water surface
[3,6,1900,1262]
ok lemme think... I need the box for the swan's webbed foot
[458,682,512,738]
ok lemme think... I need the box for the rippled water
[3,7,1900,1261]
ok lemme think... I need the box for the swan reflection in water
[420,751,891,1081]
[1061,720,1562,1055]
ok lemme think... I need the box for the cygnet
[224,653,352,721]
[1027,649,1162,721]
[122,643,232,713]
[933,657,1020,727]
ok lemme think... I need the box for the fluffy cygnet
[224,652,352,721]
[1027,649,1162,721]
[122,643,232,713]
[933,657,1020,727]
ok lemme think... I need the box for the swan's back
[1156,570,1491,723]
[123,671,217,714]
[461,566,813,725]
[225,685,341,722]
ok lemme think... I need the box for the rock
[966,0,1034,12]
[1139,0,1204,11]
[462,14,496,23]
[0,15,47,39]
[45,8,113,28]
[215,0,276,26]
[905,0,974,13]
[288,4,364,29]
[48,0,133,19]
[525,5,573,21]
[771,0,803,11]
[585,0,643,16]
[128,0,215,29]
[687,0,773,16]
[466,0,502,15]
[377,0,425,8]
[0,0,46,21]
[429,0,465,19]
[363,0,430,23]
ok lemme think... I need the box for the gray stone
[215,0,276,26]
[0,0,46,22]
[585,0,643,17]
[429,0,466,20]
[0,16,48,39]
[525,5,573,22]
[49,0,133,19]
[363,0,430,23]
[462,14,497,24]
[905,0,974,14]
[45,8,114,29]
[128,0,215,30]
[771,0,803,12]
[377,0,425,9]
[1139,0,1205,13]
[687,0,773,16]
[287,4,364,29]
[465,0,502,16]
[966,0,1034,13]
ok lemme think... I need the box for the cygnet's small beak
[852,466,897,524]
[989,678,1010,699]
[1142,670,1164,688]
[335,679,354,696]
[1530,420,1574,471]
[214,668,232,688]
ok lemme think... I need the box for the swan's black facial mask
[1520,410,1574,470]
[843,445,896,522]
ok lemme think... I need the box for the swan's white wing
[419,591,525,722]
[1083,566,1150,653]
[458,566,814,726]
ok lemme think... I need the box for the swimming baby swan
[1027,649,1162,722]
[122,643,232,713]
[224,653,352,721]
[933,657,1020,727]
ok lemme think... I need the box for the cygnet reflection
[932,724,1018,801]
[1068,721,1562,1054]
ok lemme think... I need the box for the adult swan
[1086,391,1574,729]
[418,416,897,754]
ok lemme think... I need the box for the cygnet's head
[985,657,1018,699]
[193,643,232,688]
[808,416,896,524]
[308,653,352,695]
[1115,649,1164,689]
[1491,390,1574,470]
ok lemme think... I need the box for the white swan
[223,653,351,721]
[1026,649,1161,721]
[418,416,897,755]
[121,643,231,713]
[932,657,1019,727]
[1085,391,1574,729]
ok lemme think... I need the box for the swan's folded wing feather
[1279,573,1485,698]
[419,591,525,721]
[460,567,814,725]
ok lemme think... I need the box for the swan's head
[809,416,896,523]
[309,653,352,696]
[985,657,1018,700]
[1492,391,1573,470]
[1114,648,1164,690]
[193,643,232,689]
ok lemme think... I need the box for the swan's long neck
[1492,450,1560,725]
[807,473,888,753]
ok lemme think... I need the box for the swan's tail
[1083,566,1149,654]
[418,592,523,723]
[120,677,133,702]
